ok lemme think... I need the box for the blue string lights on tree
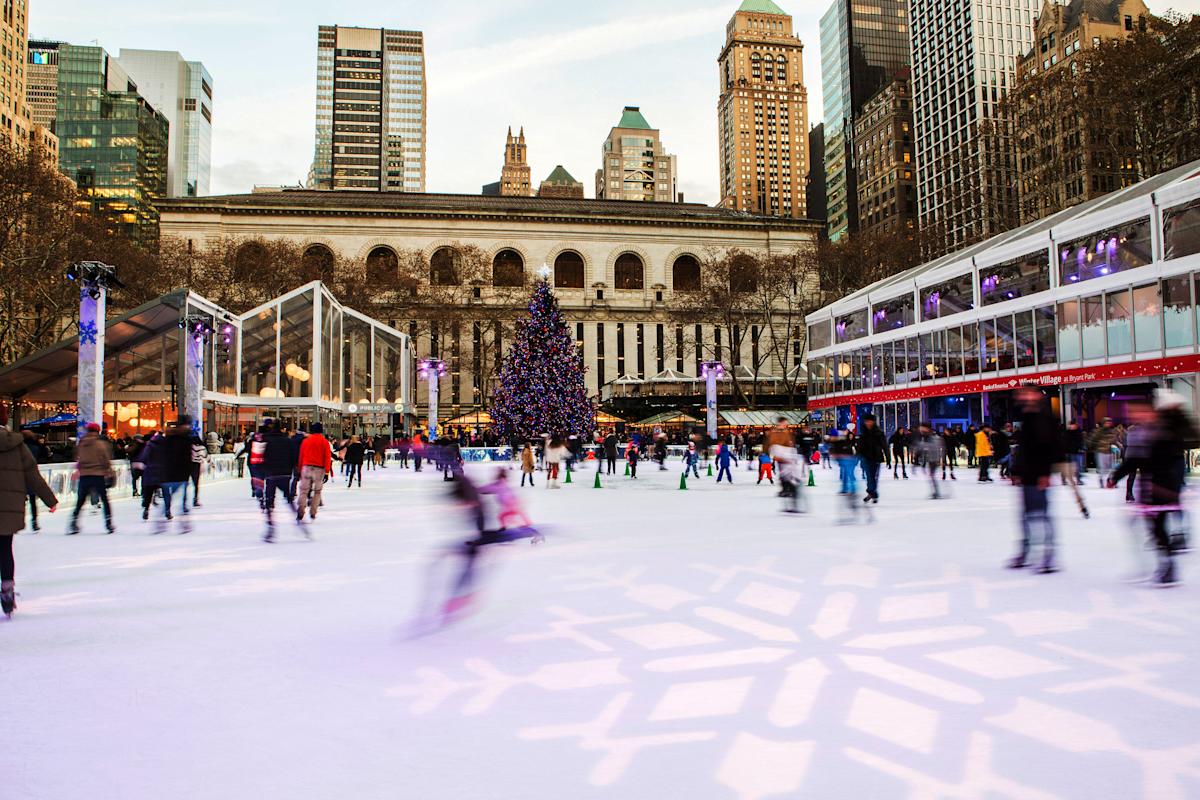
[492,278,594,441]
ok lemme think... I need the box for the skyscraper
[910,0,1038,250]
[27,40,60,132]
[56,44,168,241]
[2,0,37,148]
[818,0,910,240]
[853,77,916,236]
[499,126,531,196]
[117,49,213,198]
[717,0,809,218]
[309,25,426,192]
[595,106,677,202]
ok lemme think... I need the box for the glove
[323,474,329,484]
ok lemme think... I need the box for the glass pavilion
[0,281,414,441]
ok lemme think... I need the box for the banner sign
[807,354,1200,410]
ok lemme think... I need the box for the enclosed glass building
[0,282,414,441]
[806,159,1200,434]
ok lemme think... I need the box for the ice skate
[66,519,79,535]
[1,581,16,618]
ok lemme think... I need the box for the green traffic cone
[564,467,573,484]
[624,461,630,476]
[706,463,714,477]
[807,470,816,487]
[593,470,602,489]
[679,471,688,490]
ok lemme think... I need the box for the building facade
[157,191,820,417]
[910,0,1039,252]
[498,126,531,197]
[853,77,916,237]
[717,0,809,219]
[55,44,168,241]
[805,122,826,223]
[538,165,584,199]
[818,0,911,240]
[806,159,1200,436]
[116,49,213,198]
[27,39,59,131]
[1013,0,1149,226]
[0,0,32,148]
[594,107,677,202]
[309,25,426,192]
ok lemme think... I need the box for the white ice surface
[5,461,1200,799]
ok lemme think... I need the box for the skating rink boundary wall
[38,454,239,507]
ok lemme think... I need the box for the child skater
[757,449,775,484]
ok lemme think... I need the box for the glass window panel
[981,319,997,372]
[1082,295,1106,359]
[921,333,936,380]
[240,304,278,398]
[1057,300,1081,362]
[835,355,850,392]
[893,339,908,385]
[1058,217,1153,285]
[342,315,372,403]
[1164,197,1200,260]
[882,340,895,384]
[1163,276,1193,348]
[859,348,871,390]
[962,322,980,374]
[872,293,914,332]
[920,272,974,321]
[1105,288,1132,356]
[835,309,869,343]
[1035,305,1057,365]
[946,326,964,377]
[807,321,831,351]
[279,290,315,399]
[1133,282,1162,353]
[872,346,884,387]
[979,250,1051,305]
[1015,311,1035,368]
[995,315,1015,370]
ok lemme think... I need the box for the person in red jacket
[296,422,333,522]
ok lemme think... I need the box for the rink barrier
[379,443,701,465]
[37,454,240,507]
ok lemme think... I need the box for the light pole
[418,357,447,440]
[178,314,217,436]
[67,261,123,440]
[700,360,725,441]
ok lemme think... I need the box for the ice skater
[757,450,774,484]
[683,442,701,479]
[0,404,58,619]
[1007,387,1060,574]
[520,442,536,487]
[715,439,737,483]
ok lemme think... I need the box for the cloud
[429,4,731,95]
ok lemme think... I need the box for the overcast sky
[36,0,1200,203]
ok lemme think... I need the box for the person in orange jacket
[296,422,333,521]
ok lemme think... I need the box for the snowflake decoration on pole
[78,320,98,346]
[491,279,594,441]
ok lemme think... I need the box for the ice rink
[5,460,1200,799]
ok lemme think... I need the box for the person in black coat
[342,435,366,488]
[1007,387,1063,572]
[137,432,164,521]
[857,415,889,503]
[151,419,196,533]
[1110,392,1200,585]
[603,432,619,475]
[259,420,300,541]
[889,427,910,479]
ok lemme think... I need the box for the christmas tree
[492,279,594,441]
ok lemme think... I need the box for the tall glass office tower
[56,45,168,242]
[819,0,911,240]
[308,25,426,192]
[117,49,213,197]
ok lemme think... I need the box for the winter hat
[310,422,324,434]
[85,422,102,433]
[1154,388,1187,411]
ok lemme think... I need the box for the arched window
[430,247,460,286]
[672,254,701,291]
[730,254,758,293]
[233,241,267,282]
[554,251,585,289]
[365,246,398,284]
[614,252,644,290]
[492,249,524,287]
[302,244,335,279]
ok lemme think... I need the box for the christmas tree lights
[492,279,594,441]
